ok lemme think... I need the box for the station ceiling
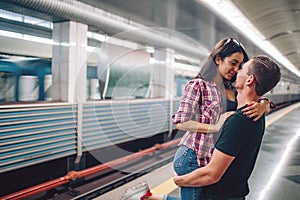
[232,0,300,78]
[0,0,299,80]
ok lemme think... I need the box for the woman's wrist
[259,97,276,109]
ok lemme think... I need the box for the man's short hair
[249,55,281,96]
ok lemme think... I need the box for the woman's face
[216,52,244,80]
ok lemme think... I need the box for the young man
[173,55,281,200]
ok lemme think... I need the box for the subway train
[0,57,299,197]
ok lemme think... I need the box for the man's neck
[237,90,259,109]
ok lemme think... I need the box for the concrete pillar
[52,21,87,103]
[151,49,175,99]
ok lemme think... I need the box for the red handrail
[1,138,180,200]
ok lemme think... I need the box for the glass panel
[0,72,16,101]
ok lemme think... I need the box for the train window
[0,72,16,101]
[19,75,39,101]
[102,44,151,99]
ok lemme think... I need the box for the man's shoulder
[225,108,264,130]
[226,109,247,124]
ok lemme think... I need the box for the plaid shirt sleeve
[172,80,203,124]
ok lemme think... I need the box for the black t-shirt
[203,105,265,198]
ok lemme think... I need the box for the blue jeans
[200,193,245,200]
[164,146,201,200]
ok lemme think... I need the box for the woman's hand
[242,100,270,122]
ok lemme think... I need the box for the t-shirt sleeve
[215,114,247,157]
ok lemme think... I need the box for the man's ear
[246,74,255,85]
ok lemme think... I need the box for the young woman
[170,37,252,200]
[120,38,271,200]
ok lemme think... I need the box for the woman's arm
[176,111,234,133]
[242,99,271,122]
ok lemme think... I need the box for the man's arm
[173,149,235,187]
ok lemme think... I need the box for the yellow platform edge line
[151,177,178,195]
[152,102,300,195]
[266,102,300,127]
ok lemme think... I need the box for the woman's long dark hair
[195,38,249,85]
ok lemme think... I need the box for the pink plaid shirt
[172,78,222,167]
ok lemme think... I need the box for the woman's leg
[173,146,202,200]
[200,192,246,200]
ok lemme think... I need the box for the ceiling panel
[273,33,300,54]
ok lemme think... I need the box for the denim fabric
[172,146,202,200]
[201,193,245,200]
[163,195,180,200]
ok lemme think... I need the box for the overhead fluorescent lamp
[0,30,53,44]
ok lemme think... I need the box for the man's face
[235,59,252,90]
